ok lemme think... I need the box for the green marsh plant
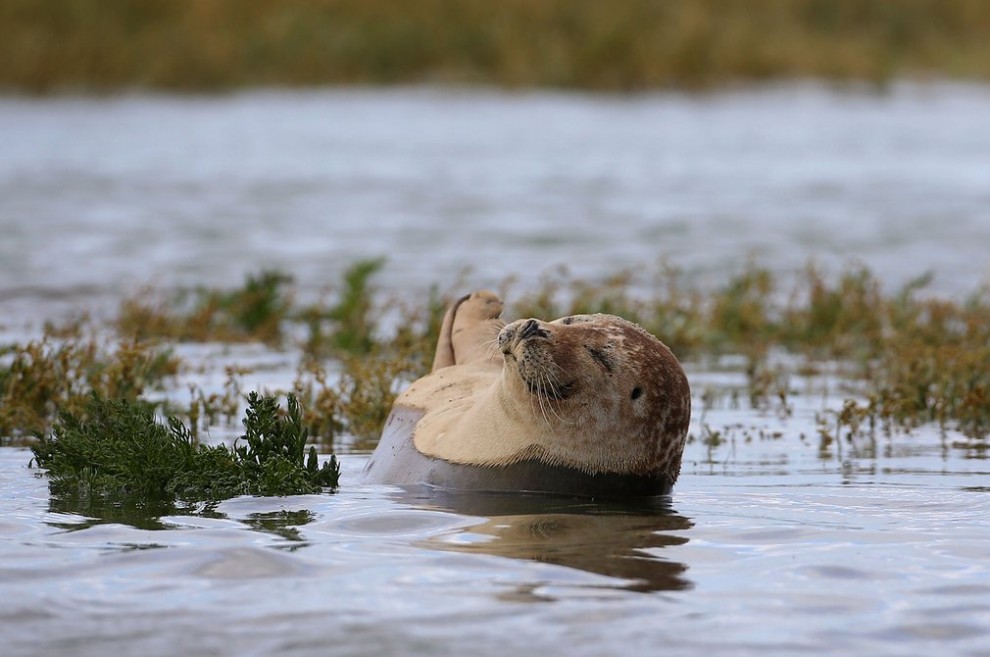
[117,270,294,345]
[30,392,340,516]
[301,257,385,358]
[1,330,178,443]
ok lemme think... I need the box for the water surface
[2,82,989,326]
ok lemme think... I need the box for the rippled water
[2,83,990,656]
[2,82,990,325]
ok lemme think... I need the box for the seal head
[492,314,691,482]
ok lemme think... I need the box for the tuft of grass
[30,392,340,515]
[118,262,391,357]
[293,349,420,447]
[779,265,886,359]
[0,329,178,443]
[300,257,386,358]
[293,359,345,445]
[117,270,294,346]
[226,269,295,343]
[293,266,445,446]
[334,353,411,445]
[866,330,990,439]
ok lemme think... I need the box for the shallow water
[2,83,990,656]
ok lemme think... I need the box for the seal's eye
[631,387,643,400]
[585,346,615,373]
[561,317,574,325]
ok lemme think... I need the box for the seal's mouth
[499,318,575,400]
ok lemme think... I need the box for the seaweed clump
[30,392,340,513]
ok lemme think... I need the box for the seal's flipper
[432,291,505,372]
[432,293,471,372]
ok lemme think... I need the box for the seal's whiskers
[541,371,565,424]
[537,376,555,429]
[547,358,567,376]
[532,379,551,429]
[481,336,502,362]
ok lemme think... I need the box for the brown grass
[2,0,989,93]
[0,326,179,441]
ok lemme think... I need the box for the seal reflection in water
[363,290,692,497]
[410,492,694,594]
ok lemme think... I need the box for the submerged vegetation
[31,392,339,512]
[3,0,990,93]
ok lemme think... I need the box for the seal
[363,292,691,497]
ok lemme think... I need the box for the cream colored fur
[431,290,505,371]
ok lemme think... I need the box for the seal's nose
[520,319,540,339]
[498,325,513,353]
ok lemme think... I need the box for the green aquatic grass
[2,0,990,93]
[300,257,385,358]
[292,348,429,446]
[30,392,340,511]
[118,261,395,358]
[117,270,293,346]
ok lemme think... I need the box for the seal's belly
[362,405,673,498]
[362,405,428,485]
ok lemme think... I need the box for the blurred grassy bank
[3,0,990,93]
